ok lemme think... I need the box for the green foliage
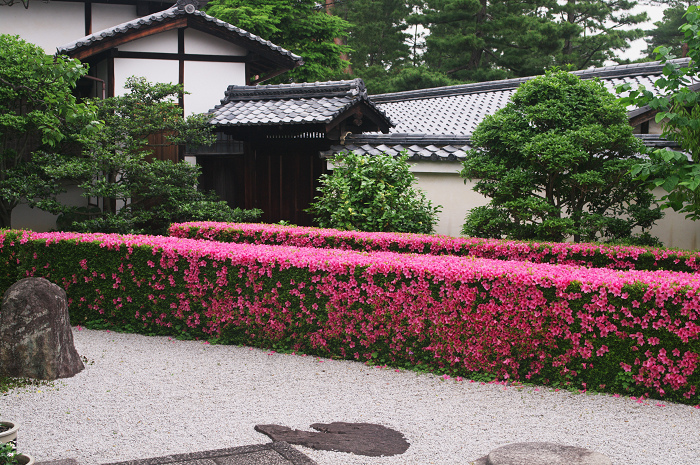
[404,0,647,86]
[461,70,663,243]
[644,1,699,58]
[307,151,441,234]
[0,442,21,465]
[41,77,260,235]
[619,5,700,220]
[0,34,99,228]
[205,0,351,82]
[0,376,52,395]
[361,65,461,95]
[332,0,412,74]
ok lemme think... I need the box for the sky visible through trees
[203,1,698,93]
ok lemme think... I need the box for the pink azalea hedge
[1,229,699,404]
[169,222,700,272]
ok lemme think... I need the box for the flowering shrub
[1,229,699,404]
[169,222,700,272]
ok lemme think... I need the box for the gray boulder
[0,277,84,380]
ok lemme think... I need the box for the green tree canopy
[42,77,260,235]
[461,70,662,244]
[348,0,648,91]
[619,5,700,219]
[0,34,98,228]
[205,0,351,82]
[644,1,699,58]
[307,151,441,234]
[334,0,412,73]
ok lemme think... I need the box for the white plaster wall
[12,186,87,232]
[119,29,178,53]
[647,187,700,250]
[407,161,479,237]
[91,4,138,32]
[0,3,84,53]
[114,58,179,97]
[185,28,248,56]
[184,61,246,115]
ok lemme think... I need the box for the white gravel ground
[1,328,699,465]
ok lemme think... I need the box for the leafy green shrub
[307,151,441,234]
[42,78,261,236]
[461,69,663,244]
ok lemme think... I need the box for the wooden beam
[67,17,188,61]
[249,67,292,85]
[629,109,659,128]
[110,50,248,62]
[325,102,392,134]
[84,2,92,36]
[178,28,185,110]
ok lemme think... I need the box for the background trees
[619,4,700,219]
[307,151,441,234]
[205,0,351,82]
[0,34,98,228]
[204,0,652,92]
[644,1,699,58]
[461,70,662,244]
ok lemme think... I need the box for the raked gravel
[1,328,699,465]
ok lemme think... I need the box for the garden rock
[471,442,612,465]
[0,277,84,380]
[255,422,410,457]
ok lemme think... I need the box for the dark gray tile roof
[320,134,472,161]
[56,4,302,64]
[371,59,692,136]
[319,59,693,161]
[209,78,393,127]
[321,134,681,162]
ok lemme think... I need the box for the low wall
[407,160,700,250]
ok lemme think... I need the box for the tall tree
[553,1,648,69]
[461,70,662,244]
[399,0,648,86]
[41,77,260,235]
[619,5,700,219]
[336,0,412,72]
[205,0,351,82]
[644,1,699,58]
[416,0,518,82]
[0,34,98,228]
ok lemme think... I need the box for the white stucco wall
[113,58,179,97]
[118,29,178,53]
[0,3,85,53]
[407,161,486,238]
[91,4,138,32]
[184,61,246,115]
[11,186,87,232]
[633,119,664,135]
[184,28,248,56]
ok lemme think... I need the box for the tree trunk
[468,0,488,71]
[0,200,12,229]
[562,0,576,57]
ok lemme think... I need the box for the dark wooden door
[246,144,326,226]
[198,155,245,208]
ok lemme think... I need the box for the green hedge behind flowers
[169,222,700,272]
[1,230,699,405]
